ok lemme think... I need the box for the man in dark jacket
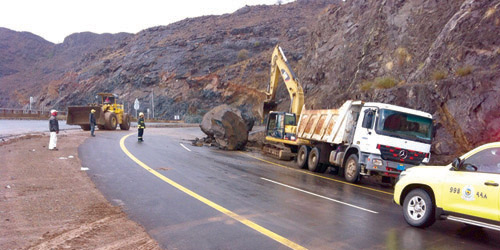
[138,112,145,142]
[89,109,96,137]
[49,109,59,150]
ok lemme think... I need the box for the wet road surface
[79,127,500,249]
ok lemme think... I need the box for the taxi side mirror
[463,164,478,172]
[451,158,461,170]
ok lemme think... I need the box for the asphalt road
[79,127,500,250]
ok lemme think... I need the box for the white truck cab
[353,102,433,180]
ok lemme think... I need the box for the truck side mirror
[431,124,437,138]
[451,158,461,170]
[362,110,374,129]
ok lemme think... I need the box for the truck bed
[296,100,359,144]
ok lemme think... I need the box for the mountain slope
[0,30,131,107]
[299,0,500,161]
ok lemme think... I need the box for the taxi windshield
[375,109,432,143]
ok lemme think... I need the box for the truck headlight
[373,159,383,166]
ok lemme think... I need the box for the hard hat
[50,109,58,116]
[91,109,96,113]
[139,112,144,117]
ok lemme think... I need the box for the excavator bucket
[67,106,101,126]
[262,101,277,123]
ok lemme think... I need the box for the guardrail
[0,108,67,120]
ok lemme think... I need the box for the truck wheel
[104,112,118,130]
[120,114,131,130]
[80,125,91,131]
[344,154,360,183]
[297,145,310,169]
[403,189,436,228]
[308,147,322,172]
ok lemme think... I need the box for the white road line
[447,216,500,231]
[180,143,192,152]
[261,177,378,214]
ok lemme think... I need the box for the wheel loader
[67,93,131,131]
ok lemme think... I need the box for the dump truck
[67,93,131,131]
[295,100,433,183]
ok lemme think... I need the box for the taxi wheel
[403,189,436,228]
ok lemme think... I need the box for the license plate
[397,164,406,171]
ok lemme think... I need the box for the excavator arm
[263,45,305,118]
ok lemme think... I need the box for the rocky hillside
[32,0,333,122]
[0,0,498,162]
[0,29,131,107]
[299,0,500,162]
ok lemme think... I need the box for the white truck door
[352,107,376,151]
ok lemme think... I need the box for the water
[0,119,80,138]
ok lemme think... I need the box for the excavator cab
[266,111,297,141]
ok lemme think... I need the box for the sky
[0,0,295,44]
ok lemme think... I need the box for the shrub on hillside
[237,49,249,61]
[455,65,473,77]
[431,70,448,80]
[374,77,397,89]
[360,81,373,91]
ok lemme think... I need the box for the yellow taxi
[394,142,500,229]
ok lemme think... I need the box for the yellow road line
[119,133,307,250]
[239,152,393,196]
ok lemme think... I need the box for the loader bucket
[67,106,101,125]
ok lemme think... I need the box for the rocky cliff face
[0,30,131,107]
[298,0,500,162]
[42,0,333,122]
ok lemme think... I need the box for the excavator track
[262,143,294,161]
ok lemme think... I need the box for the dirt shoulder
[0,130,161,249]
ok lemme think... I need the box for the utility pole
[151,89,155,119]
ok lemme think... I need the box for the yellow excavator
[262,45,308,160]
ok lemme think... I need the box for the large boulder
[200,105,249,150]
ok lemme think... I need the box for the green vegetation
[237,49,249,61]
[359,76,397,91]
[431,70,448,81]
[396,47,410,66]
[374,76,397,89]
[455,65,473,77]
[360,81,373,91]
[417,62,425,71]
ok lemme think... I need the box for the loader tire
[120,114,131,130]
[80,125,91,131]
[104,112,118,130]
